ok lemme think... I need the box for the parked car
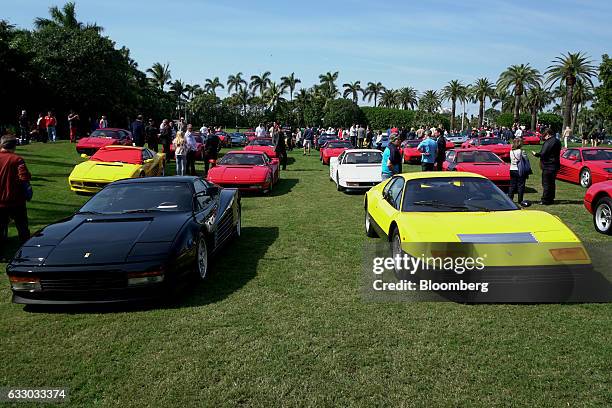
[329,149,383,192]
[6,176,241,304]
[69,146,165,194]
[557,147,612,188]
[229,132,248,147]
[320,140,353,165]
[461,137,511,160]
[244,138,277,158]
[584,180,612,235]
[207,151,279,193]
[443,149,510,189]
[76,128,133,156]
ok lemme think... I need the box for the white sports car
[329,149,383,191]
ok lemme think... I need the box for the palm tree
[419,90,441,113]
[491,88,514,113]
[264,81,285,111]
[524,85,551,130]
[204,77,224,96]
[545,52,597,130]
[184,84,201,101]
[146,62,171,91]
[570,80,594,131]
[379,89,399,108]
[318,71,339,99]
[442,80,466,130]
[227,72,247,95]
[250,71,272,96]
[497,63,541,123]
[35,2,102,32]
[471,78,496,127]
[280,73,301,101]
[363,82,386,107]
[342,81,362,104]
[397,87,418,110]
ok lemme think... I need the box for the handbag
[517,151,532,178]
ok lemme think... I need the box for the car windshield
[327,142,352,148]
[582,149,612,161]
[457,151,503,163]
[218,153,265,166]
[480,138,506,145]
[79,183,193,214]
[91,148,142,164]
[344,151,382,164]
[250,139,274,146]
[402,177,517,212]
[90,130,120,139]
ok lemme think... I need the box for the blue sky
[4,0,611,113]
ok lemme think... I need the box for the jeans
[421,162,434,171]
[0,205,30,245]
[175,155,186,176]
[186,150,196,176]
[382,173,392,180]
[541,168,557,204]
[508,170,526,203]
[47,126,56,142]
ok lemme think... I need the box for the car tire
[594,197,612,235]
[336,172,343,191]
[196,232,209,280]
[390,226,406,280]
[365,204,378,238]
[580,168,591,188]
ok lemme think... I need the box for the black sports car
[6,176,241,305]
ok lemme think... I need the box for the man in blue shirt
[417,131,437,171]
[381,135,402,179]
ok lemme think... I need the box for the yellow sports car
[69,146,165,193]
[364,172,594,301]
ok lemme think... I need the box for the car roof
[343,149,382,153]
[97,128,128,132]
[400,172,487,180]
[450,148,494,153]
[113,176,198,185]
[575,147,611,150]
[225,150,264,155]
[99,145,144,151]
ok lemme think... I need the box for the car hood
[208,165,268,182]
[15,213,190,266]
[324,148,348,156]
[70,161,138,181]
[397,210,578,243]
[77,137,118,148]
[457,163,510,177]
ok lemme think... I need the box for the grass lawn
[0,141,610,407]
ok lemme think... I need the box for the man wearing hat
[0,135,32,246]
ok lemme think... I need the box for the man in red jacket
[0,135,32,245]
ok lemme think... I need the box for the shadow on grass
[25,158,75,168]
[270,178,298,196]
[20,227,278,313]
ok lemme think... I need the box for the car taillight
[127,270,164,286]
[9,275,41,292]
[549,247,588,261]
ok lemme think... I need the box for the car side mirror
[80,153,89,159]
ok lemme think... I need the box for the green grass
[0,142,610,407]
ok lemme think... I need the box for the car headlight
[9,275,41,292]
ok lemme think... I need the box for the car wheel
[364,204,378,238]
[196,233,208,280]
[594,197,612,235]
[336,172,343,191]
[580,168,591,188]
[390,227,406,279]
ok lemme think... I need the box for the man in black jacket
[203,132,220,176]
[275,130,287,170]
[533,129,561,205]
[435,128,447,171]
[131,115,145,147]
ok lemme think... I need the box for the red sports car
[521,131,541,145]
[207,151,279,193]
[215,131,230,146]
[443,149,511,189]
[320,140,353,165]
[584,180,612,235]
[169,133,204,160]
[401,139,423,163]
[460,137,511,160]
[244,131,257,142]
[76,128,133,156]
[244,138,277,158]
[557,147,612,188]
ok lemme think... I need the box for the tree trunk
[513,93,521,124]
[461,101,466,131]
[564,78,574,131]
[478,97,484,128]
[571,101,579,132]
[531,107,537,131]
[450,98,456,131]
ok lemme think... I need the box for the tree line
[1,3,610,135]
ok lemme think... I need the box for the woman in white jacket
[508,138,529,207]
